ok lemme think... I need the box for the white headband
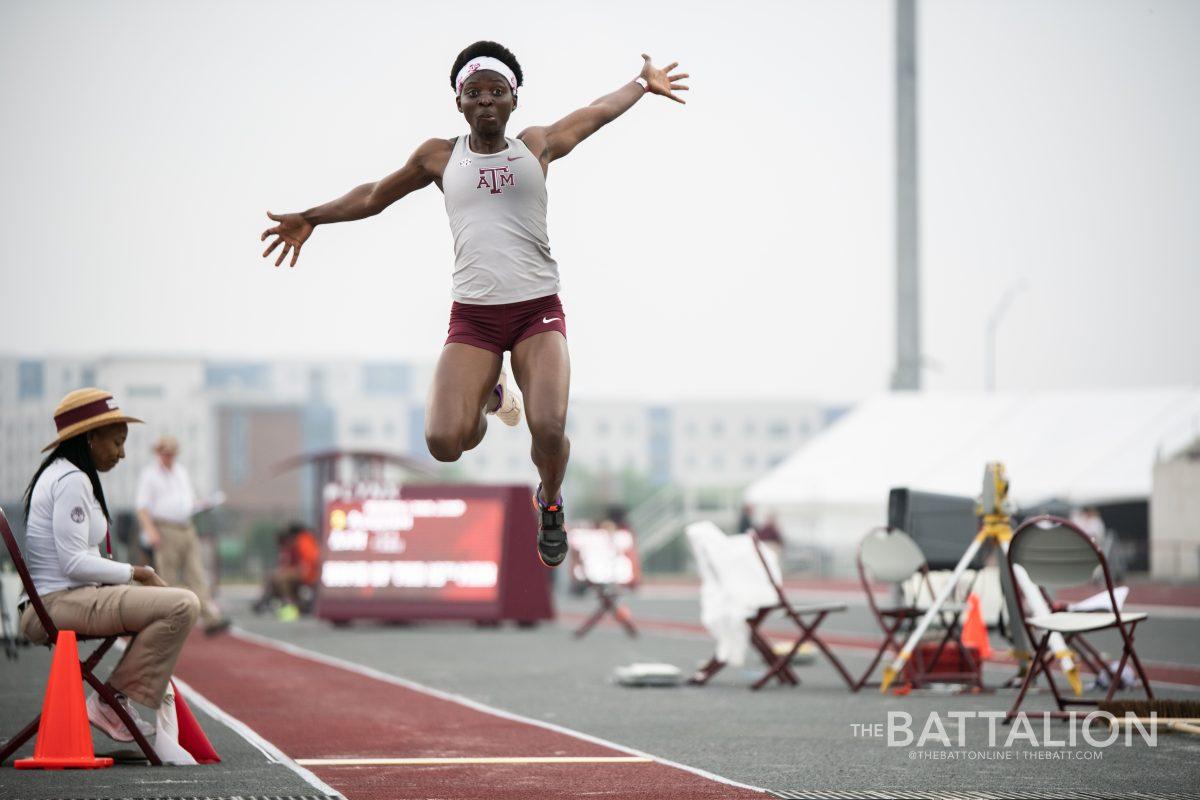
[455,57,518,96]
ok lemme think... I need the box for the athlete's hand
[639,54,689,105]
[260,211,314,268]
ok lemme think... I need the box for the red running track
[174,631,765,800]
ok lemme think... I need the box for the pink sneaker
[87,691,154,742]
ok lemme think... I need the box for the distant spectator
[755,513,783,546]
[1070,505,1125,582]
[754,513,785,565]
[737,504,754,535]
[254,522,321,621]
[136,436,230,635]
[605,506,628,528]
[1070,506,1106,543]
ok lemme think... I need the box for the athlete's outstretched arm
[520,54,688,165]
[260,137,450,268]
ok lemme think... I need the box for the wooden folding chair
[852,526,980,692]
[1004,514,1153,722]
[0,509,162,765]
[744,531,856,691]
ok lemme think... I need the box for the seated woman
[19,388,200,742]
[253,521,321,620]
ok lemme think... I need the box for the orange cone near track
[15,630,113,769]
[961,593,993,661]
[173,681,220,764]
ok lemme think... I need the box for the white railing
[631,484,743,562]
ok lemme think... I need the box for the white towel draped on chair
[686,521,781,667]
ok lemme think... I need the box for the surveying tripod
[880,462,1082,695]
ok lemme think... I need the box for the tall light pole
[984,280,1027,393]
[892,0,922,391]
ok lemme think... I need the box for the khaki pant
[21,585,199,708]
[154,520,221,626]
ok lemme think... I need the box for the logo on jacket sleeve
[477,166,515,195]
[71,506,86,523]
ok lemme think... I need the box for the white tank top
[442,135,560,305]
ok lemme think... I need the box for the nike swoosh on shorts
[543,316,561,323]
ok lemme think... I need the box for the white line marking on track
[111,638,344,798]
[171,674,345,799]
[230,626,768,795]
[297,756,654,766]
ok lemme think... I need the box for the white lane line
[230,627,767,795]
[296,756,654,766]
[171,674,345,799]
[111,638,343,798]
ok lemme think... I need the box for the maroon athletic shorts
[445,293,567,355]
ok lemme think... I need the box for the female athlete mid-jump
[261,41,688,567]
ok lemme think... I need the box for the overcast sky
[2,0,1197,403]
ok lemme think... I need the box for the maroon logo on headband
[468,63,480,75]
[71,506,85,524]
[476,166,515,195]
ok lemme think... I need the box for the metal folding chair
[573,582,637,639]
[1004,514,1153,721]
[744,531,856,691]
[0,509,161,765]
[852,526,980,692]
[1026,589,1118,685]
[568,529,638,639]
[568,527,643,642]
[686,524,813,687]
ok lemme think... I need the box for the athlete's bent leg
[511,331,570,503]
[425,343,502,462]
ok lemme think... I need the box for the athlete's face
[456,71,516,134]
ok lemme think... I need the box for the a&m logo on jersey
[477,166,515,195]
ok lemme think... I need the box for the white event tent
[744,388,1200,564]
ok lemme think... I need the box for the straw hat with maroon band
[42,388,143,452]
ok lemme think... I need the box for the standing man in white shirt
[136,436,229,634]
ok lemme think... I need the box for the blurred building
[0,356,433,523]
[1,355,832,525]
[1151,438,1200,580]
[458,399,830,492]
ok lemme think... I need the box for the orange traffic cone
[15,630,113,769]
[173,681,220,764]
[961,593,994,661]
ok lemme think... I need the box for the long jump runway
[174,629,766,799]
